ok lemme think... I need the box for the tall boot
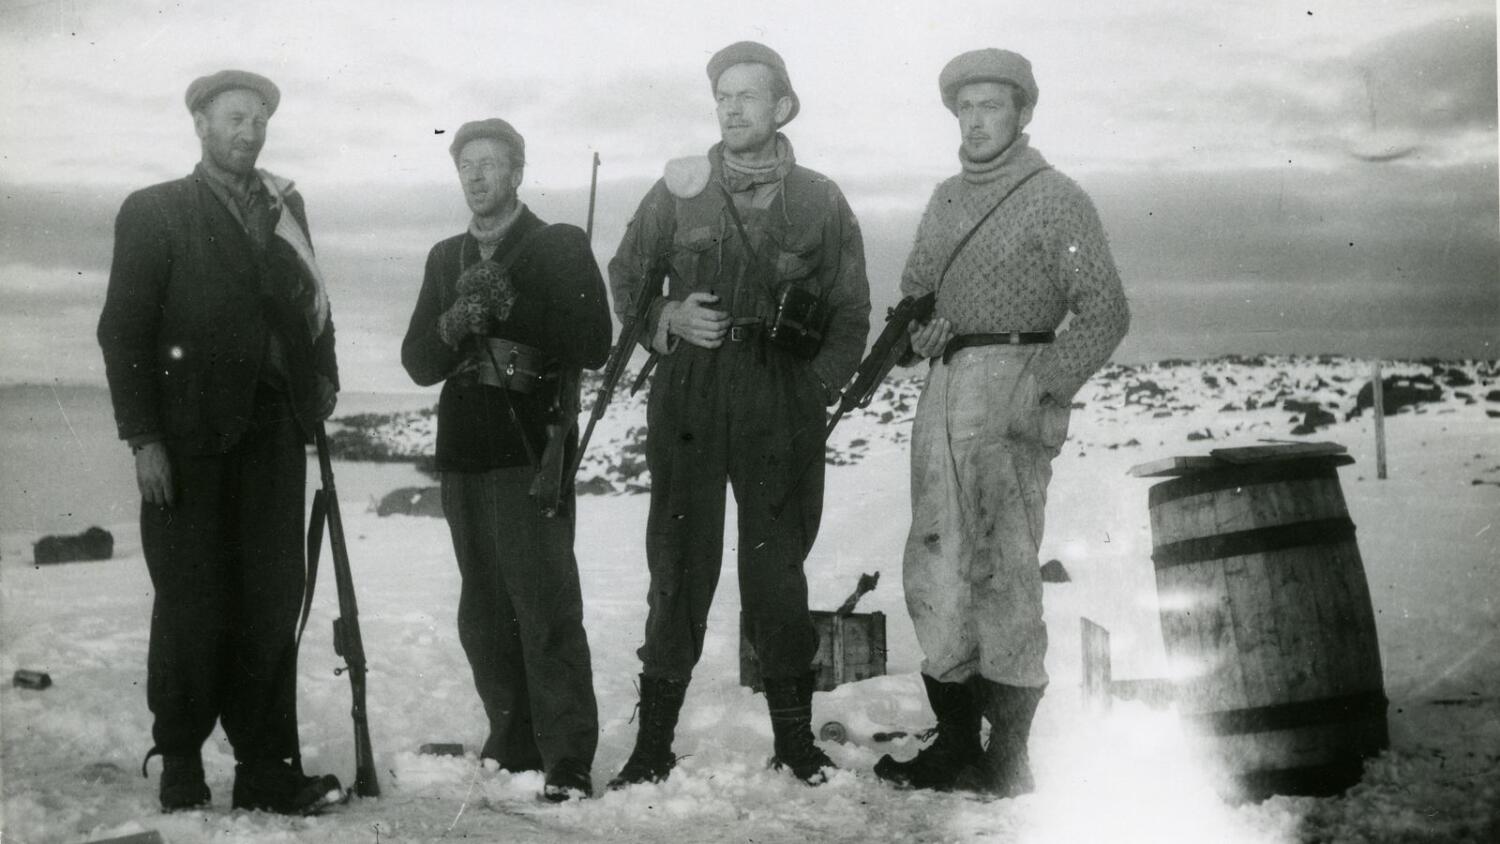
[608,675,689,789]
[873,673,983,790]
[764,672,836,786]
[962,679,1044,798]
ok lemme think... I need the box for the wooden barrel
[1148,455,1387,798]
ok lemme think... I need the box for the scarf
[469,202,525,258]
[720,133,795,192]
[259,171,330,340]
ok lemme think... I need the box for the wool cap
[184,69,280,116]
[939,49,1038,114]
[706,41,800,125]
[448,118,526,167]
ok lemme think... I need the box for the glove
[437,261,519,349]
[437,293,488,349]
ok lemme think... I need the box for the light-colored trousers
[903,345,1070,688]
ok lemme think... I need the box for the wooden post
[1371,361,1387,480]
[1081,617,1112,713]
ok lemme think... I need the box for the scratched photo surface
[1,1,1496,842]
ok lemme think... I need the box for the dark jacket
[607,140,870,398]
[401,207,612,471]
[97,170,338,455]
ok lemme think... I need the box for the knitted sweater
[900,136,1129,402]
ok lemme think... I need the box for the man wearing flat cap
[607,40,870,788]
[401,118,611,801]
[98,69,345,815]
[873,48,1129,797]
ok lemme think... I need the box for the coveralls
[608,138,870,682]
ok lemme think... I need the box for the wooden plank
[1128,455,1224,478]
[1209,441,1349,465]
[1080,617,1112,713]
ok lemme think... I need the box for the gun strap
[935,166,1051,292]
[297,487,329,650]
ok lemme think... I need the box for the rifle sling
[935,166,1051,292]
[296,487,329,650]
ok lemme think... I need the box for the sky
[1,0,1496,392]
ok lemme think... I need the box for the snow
[3,356,1497,843]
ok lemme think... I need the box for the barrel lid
[1128,441,1350,478]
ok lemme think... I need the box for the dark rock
[1291,406,1338,435]
[1040,559,1070,583]
[33,526,113,565]
[375,486,444,518]
[1187,429,1214,441]
[1486,390,1500,403]
[1441,368,1474,388]
[1347,375,1445,419]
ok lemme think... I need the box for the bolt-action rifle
[772,291,936,517]
[308,425,380,798]
[531,152,601,516]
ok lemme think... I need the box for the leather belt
[727,318,762,343]
[475,338,557,393]
[941,331,1055,364]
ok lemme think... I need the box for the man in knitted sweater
[874,49,1129,797]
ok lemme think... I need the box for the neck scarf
[259,171,330,340]
[469,201,524,254]
[721,134,795,192]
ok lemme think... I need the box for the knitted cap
[706,41,800,124]
[939,49,1038,114]
[184,69,280,116]
[448,118,526,167]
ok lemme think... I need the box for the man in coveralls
[606,41,871,787]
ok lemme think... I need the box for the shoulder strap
[936,166,1051,291]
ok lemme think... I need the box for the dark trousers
[639,341,826,681]
[141,403,306,763]
[441,467,599,771]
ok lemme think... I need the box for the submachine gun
[772,291,936,518]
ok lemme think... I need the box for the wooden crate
[739,610,887,693]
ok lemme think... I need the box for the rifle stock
[313,425,380,799]
[771,292,936,518]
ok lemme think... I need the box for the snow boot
[231,759,345,815]
[959,680,1044,798]
[873,673,982,790]
[608,675,689,789]
[764,672,836,786]
[156,753,211,812]
[541,757,594,802]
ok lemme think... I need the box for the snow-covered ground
[3,356,1497,843]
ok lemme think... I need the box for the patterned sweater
[900,135,1129,402]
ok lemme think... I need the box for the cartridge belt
[942,331,1055,364]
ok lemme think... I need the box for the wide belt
[474,338,557,393]
[941,331,1055,364]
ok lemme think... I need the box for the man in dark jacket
[97,69,344,815]
[401,118,611,802]
[607,42,871,788]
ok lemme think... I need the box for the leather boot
[608,675,689,789]
[764,672,836,785]
[231,759,345,815]
[874,673,982,790]
[157,753,211,812]
[960,680,1044,798]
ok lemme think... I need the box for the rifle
[772,292,936,518]
[565,274,659,489]
[530,152,601,517]
[308,425,380,798]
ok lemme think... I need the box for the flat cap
[184,69,280,116]
[706,41,799,125]
[939,49,1038,115]
[448,118,526,167]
